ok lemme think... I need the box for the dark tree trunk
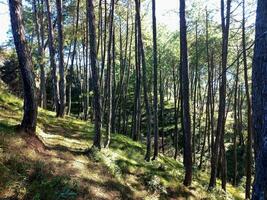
[9,0,38,134]
[233,50,240,187]
[159,69,164,155]
[179,0,192,186]
[56,0,65,117]
[33,0,46,109]
[104,0,115,148]
[134,0,152,157]
[88,0,102,149]
[132,14,141,141]
[252,0,267,199]
[45,0,60,114]
[67,0,80,115]
[242,0,253,198]
[151,0,158,161]
[173,65,179,160]
[192,21,199,164]
[209,0,231,190]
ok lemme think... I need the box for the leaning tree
[9,0,38,134]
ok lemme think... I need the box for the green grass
[0,82,245,199]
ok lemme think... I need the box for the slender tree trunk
[9,0,38,134]
[242,0,253,198]
[192,21,199,164]
[56,0,65,117]
[209,0,231,190]
[67,0,80,115]
[159,69,164,154]
[134,0,152,156]
[232,49,240,187]
[179,0,192,186]
[45,0,60,114]
[173,65,179,159]
[33,0,46,109]
[104,0,115,148]
[151,0,158,161]
[88,0,101,149]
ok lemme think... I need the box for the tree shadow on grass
[0,122,17,134]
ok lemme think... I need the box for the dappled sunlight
[36,128,91,152]
[0,84,246,199]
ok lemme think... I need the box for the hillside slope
[0,84,244,200]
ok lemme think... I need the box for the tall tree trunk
[132,14,141,141]
[208,0,231,190]
[173,65,179,160]
[242,0,253,198]
[33,0,46,109]
[233,49,240,187]
[159,69,164,154]
[56,0,65,117]
[88,0,102,149]
[9,0,38,134]
[67,0,80,115]
[45,0,59,114]
[134,0,152,157]
[179,0,192,186]
[192,21,199,164]
[251,0,267,197]
[151,0,158,161]
[104,0,115,148]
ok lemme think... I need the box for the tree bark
[151,0,158,161]
[33,0,46,109]
[134,0,152,158]
[88,0,102,149]
[9,0,38,134]
[45,0,60,114]
[251,0,267,197]
[104,0,115,148]
[56,0,65,117]
[179,0,192,186]
[209,0,231,190]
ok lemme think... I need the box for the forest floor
[0,83,245,200]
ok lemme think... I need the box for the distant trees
[5,0,260,195]
[252,0,267,198]
[8,0,37,134]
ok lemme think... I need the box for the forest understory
[0,82,244,200]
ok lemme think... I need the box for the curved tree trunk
[9,0,38,134]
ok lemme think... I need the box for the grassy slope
[0,83,244,200]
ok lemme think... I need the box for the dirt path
[0,130,135,200]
